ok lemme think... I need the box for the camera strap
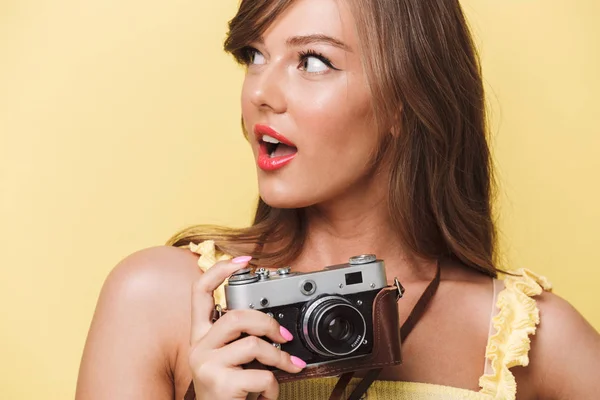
[328,260,442,400]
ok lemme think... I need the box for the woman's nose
[249,62,287,114]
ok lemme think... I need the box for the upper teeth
[262,135,280,144]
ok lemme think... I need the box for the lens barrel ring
[301,295,367,357]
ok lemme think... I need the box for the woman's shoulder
[104,245,202,305]
[77,245,201,398]
[525,283,600,398]
[102,245,202,352]
[99,244,202,335]
[479,267,600,399]
[104,244,203,317]
[112,244,201,276]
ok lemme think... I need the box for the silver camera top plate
[224,259,387,310]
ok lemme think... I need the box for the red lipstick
[254,124,298,171]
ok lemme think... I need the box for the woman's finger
[231,369,280,400]
[201,309,292,349]
[213,335,305,373]
[190,256,252,344]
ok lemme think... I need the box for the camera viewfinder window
[345,272,363,286]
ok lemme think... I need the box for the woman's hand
[189,256,306,400]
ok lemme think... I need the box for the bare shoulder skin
[524,291,600,399]
[76,246,200,400]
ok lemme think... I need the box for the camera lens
[301,296,366,357]
[328,317,351,341]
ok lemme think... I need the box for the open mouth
[254,124,298,171]
[261,134,298,158]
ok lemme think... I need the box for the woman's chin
[260,196,309,209]
[259,188,317,209]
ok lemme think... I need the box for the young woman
[76,0,600,399]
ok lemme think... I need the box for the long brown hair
[167,0,500,277]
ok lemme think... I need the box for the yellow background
[1,0,598,398]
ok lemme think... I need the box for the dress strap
[483,277,504,376]
[478,269,552,400]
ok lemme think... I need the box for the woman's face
[241,0,382,208]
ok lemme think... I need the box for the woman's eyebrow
[256,34,352,52]
[287,34,352,52]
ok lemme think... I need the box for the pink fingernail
[232,256,252,264]
[280,326,294,341]
[290,356,306,368]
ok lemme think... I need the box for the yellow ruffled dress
[189,242,552,400]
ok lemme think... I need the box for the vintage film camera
[224,254,402,377]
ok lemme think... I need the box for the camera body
[224,254,388,369]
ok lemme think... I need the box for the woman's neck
[291,174,436,283]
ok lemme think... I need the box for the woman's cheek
[294,88,349,131]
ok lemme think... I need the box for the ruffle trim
[479,268,552,399]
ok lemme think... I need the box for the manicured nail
[232,256,252,264]
[280,326,294,341]
[290,356,306,368]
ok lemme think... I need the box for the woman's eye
[241,47,265,65]
[250,49,266,65]
[302,56,329,73]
